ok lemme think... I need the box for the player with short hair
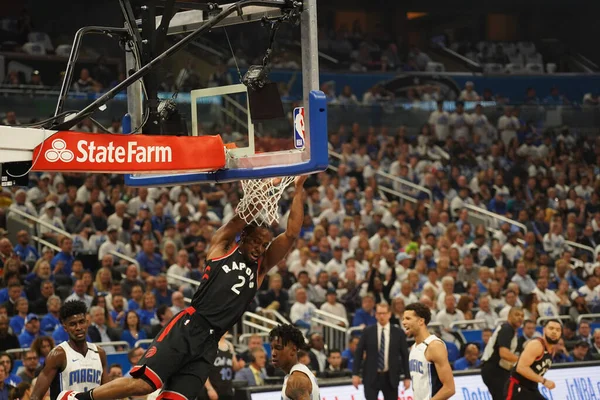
[505,319,562,399]
[69,176,308,400]
[403,303,455,400]
[270,324,320,400]
[31,300,108,400]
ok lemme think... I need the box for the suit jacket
[235,366,266,386]
[352,323,410,389]
[88,324,122,344]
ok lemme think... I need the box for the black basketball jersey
[191,243,259,336]
[511,338,553,390]
[209,342,235,396]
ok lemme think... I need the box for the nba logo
[293,107,305,149]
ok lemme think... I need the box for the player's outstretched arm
[428,340,456,400]
[31,347,65,400]
[515,339,555,389]
[285,371,312,400]
[262,175,307,272]
[99,346,109,384]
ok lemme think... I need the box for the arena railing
[577,314,600,323]
[464,204,527,234]
[238,332,270,346]
[166,273,201,287]
[95,341,131,352]
[310,316,348,352]
[329,150,433,204]
[8,207,140,269]
[242,311,281,337]
[565,240,595,257]
[450,319,488,330]
[258,309,290,325]
[536,315,573,326]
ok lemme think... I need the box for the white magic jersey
[281,363,320,400]
[50,342,103,400]
[409,335,444,400]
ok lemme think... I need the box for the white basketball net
[237,176,296,226]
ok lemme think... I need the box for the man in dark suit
[352,303,411,400]
[87,306,121,353]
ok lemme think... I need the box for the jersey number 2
[231,275,245,294]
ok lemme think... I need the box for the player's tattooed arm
[31,347,66,400]
[284,371,312,400]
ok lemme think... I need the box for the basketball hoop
[236,176,296,226]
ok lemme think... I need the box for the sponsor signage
[250,364,600,400]
[32,132,226,173]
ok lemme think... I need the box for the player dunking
[505,319,562,400]
[68,176,308,400]
[402,303,455,400]
[31,300,108,400]
[269,324,320,400]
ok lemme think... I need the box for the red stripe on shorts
[506,377,518,400]
[130,365,163,389]
[157,306,195,342]
[157,390,188,400]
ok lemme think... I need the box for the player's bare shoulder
[285,371,312,400]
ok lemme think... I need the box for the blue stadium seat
[462,329,483,344]
[445,342,460,363]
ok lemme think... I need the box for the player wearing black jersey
[505,319,562,400]
[72,176,308,400]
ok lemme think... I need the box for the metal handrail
[495,318,507,327]
[428,322,443,329]
[31,235,61,252]
[167,273,202,287]
[536,315,572,326]
[329,150,433,203]
[259,309,290,325]
[450,319,487,330]
[313,308,348,327]
[311,317,347,333]
[10,206,139,267]
[95,340,131,350]
[464,204,527,233]
[577,314,600,323]
[242,320,273,333]
[565,240,595,256]
[243,311,281,327]
[347,326,364,336]
[134,339,154,348]
[378,185,430,208]
[238,332,270,345]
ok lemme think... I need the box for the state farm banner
[32,131,226,173]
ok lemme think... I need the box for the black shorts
[130,307,219,400]
[504,377,546,400]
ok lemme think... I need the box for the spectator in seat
[29,278,57,316]
[436,294,465,343]
[65,279,93,309]
[127,188,155,217]
[40,295,61,335]
[577,320,593,345]
[482,328,493,347]
[0,316,19,352]
[169,291,186,315]
[152,274,173,307]
[289,287,316,330]
[136,239,165,278]
[552,338,574,363]
[107,201,127,230]
[453,343,481,370]
[313,271,334,304]
[124,347,145,377]
[108,364,123,382]
[50,237,74,276]
[322,349,350,377]
[289,271,318,303]
[517,319,542,351]
[65,201,94,234]
[120,264,145,299]
[88,306,120,354]
[18,350,38,384]
[571,340,593,362]
[98,226,126,261]
[352,294,377,328]
[258,273,289,315]
[72,68,100,93]
[511,261,536,295]
[0,352,20,387]
[137,292,157,326]
[18,314,40,348]
[8,298,29,335]
[38,202,64,244]
[120,310,147,349]
[0,363,14,398]
[341,336,359,371]
[475,295,498,329]
[235,347,267,386]
[459,81,480,101]
[238,334,265,364]
[13,230,39,266]
[2,111,20,126]
[319,288,348,326]
[148,304,173,338]
[591,330,600,355]
[2,283,24,317]
[428,100,450,143]
[308,332,327,373]
[30,336,54,367]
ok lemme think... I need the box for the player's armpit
[207,214,246,258]
[285,371,312,400]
